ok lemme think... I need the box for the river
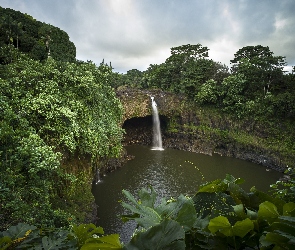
[92,145,283,243]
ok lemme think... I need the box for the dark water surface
[92,145,283,243]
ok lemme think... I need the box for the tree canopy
[0,48,123,229]
[0,7,76,63]
[230,45,287,97]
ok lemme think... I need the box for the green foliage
[81,233,122,250]
[124,219,185,250]
[260,216,295,249]
[0,223,122,250]
[71,223,103,248]
[143,44,228,98]
[219,44,294,122]
[1,54,123,158]
[0,7,76,63]
[0,51,123,230]
[195,79,218,105]
[121,187,189,249]
[0,113,71,229]
[120,69,145,89]
[271,167,295,202]
[0,7,294,247]
[208,216,254,238]
[121,175,295,249]
[1,174,295,249]
[230,45,286,98]
[121,187,197,232]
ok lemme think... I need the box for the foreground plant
[1,175,294,249]
[0,223,122,249]
[121,175,295,249]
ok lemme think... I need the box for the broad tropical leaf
[72,223,104,247]
[138,186,157,208]
[232,218,254,238]
[81,234,122,250]
[258,201,279,223]
[208,216,232,236]
[193,192,235,218]
[283,202,295,216]
[123,219,185,250]
[209,216,254,238]
[122,188,197,231]
[1,223,36,239]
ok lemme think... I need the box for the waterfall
[151,96,164,151]
[95,168,101,184]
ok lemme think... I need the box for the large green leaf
[209,216,254,238]
[246,208,258,220]
[40,235,66,250]
[227,182,249,205]
[258,201,279,223]
[232,218,254,238]
[263,232,293,247]
[193,192,235,218]
[2,223,36,240]
[283,202,295,216]
[261,215,295,248]
[280,215,295,224]
[155,194,197,231]
[269,222,295,237]
[122,189,197,231]
[193,215,210,230]
[81,234,122,250]
[122,202,161,229]
[0,236,12,250]
[138,186,157,208]
[72,223,104,248]
[208,216,233,237]
[174,196,197,231]
[269,216,295,236]
[250,187,285,213]
[121,189,161,228]
[122,190,141,207]
[197,179,225,193]
[232,204,246,219]
[223,174,245,187]
[123,219,185,250]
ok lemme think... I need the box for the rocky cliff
[116,86,294,172]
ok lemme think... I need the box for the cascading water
[95,168,101,184]
[151,96,164,151]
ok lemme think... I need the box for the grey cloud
[1,0,294,72]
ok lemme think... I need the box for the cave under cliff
[122,115,168,146]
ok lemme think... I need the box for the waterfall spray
[95,168,101,184]
[151,96,164,151]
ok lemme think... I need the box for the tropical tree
[146,44,222,96]
[165,44,212,95]
[230,45,286,97]
[0,7,76,62]
[0,49,124,230]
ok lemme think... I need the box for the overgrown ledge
[116,86,294,172]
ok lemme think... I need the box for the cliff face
[117,87,293,172]
[117,87,186,121]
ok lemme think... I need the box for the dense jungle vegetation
[0,7,295,249]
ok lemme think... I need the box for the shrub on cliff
[0,49,123,230]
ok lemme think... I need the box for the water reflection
[92,145,283,243]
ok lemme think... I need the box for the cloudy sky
[1,0,295,73]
